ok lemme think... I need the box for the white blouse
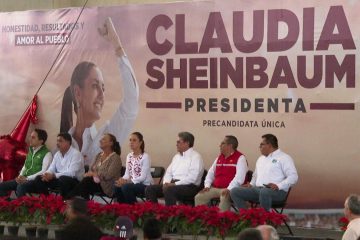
[123,152,153,185]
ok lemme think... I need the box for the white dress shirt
[19,145,53,181]
[342,218,360,240]
[69,55,139,166]
[250,149,298,191]
[163,148,204,186]
[46,146,84,181]
[205,155,248,190]
[123,152,153,185]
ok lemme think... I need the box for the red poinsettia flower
[339,217,349,231]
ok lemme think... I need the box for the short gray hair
[178,132,195,147]
[347,194,360,215]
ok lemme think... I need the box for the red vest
[212,150,243,188]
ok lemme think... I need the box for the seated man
[145,132,204,206]
[230,134,298,211]
[24,132,84,198]
[0,129,52,197]
[195,135,248,211]
[342,194,360,240]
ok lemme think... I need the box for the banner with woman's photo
[0,0,359,209]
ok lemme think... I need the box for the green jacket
[22,145,49,177]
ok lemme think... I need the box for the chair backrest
[120,166,126,177]
[150,166,165,184]
[198,169,208,190]
[244,170,253,184]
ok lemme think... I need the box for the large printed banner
[0,0,359,208]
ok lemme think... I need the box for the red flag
[10,95,38,143]
[0,95,38,181]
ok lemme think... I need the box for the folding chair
[120,166,126,177]
[90,191,114,204]
[179,169,208,206]
[251,187,293,235]
[244,170,253,183]
[89,166,125,204]
[137,166,165,202]
[150,166,165,184]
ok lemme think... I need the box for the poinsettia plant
[35,194,66,225]
[0,195,66,226]
[0,197,12,222]
[87,201,286,238]
[338,217,349,231]
[0,196,286,238]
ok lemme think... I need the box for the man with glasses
[194,135,248,211]
[145,131,204,206]
[342,194,360,240]
[230,134,298,211]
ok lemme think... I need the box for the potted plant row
[0,195,287,239]
[0,194,66,238]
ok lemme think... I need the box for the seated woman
[114,132,153,204]
[68,133,122,200]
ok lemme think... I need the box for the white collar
[267,149,281,158]
[181,147,193,157]
[59,146,73,158]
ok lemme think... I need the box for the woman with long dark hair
[60,17,138,167]
[113,132,153,204]
[68,133,122,199]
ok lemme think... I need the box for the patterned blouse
[122,152,153,185]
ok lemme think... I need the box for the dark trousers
[114,182,146,204]
[145,184,199,206]
[0,179,35,197]
[68,176,103,200]
[0,180,17,197]
[25,175,79,198]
